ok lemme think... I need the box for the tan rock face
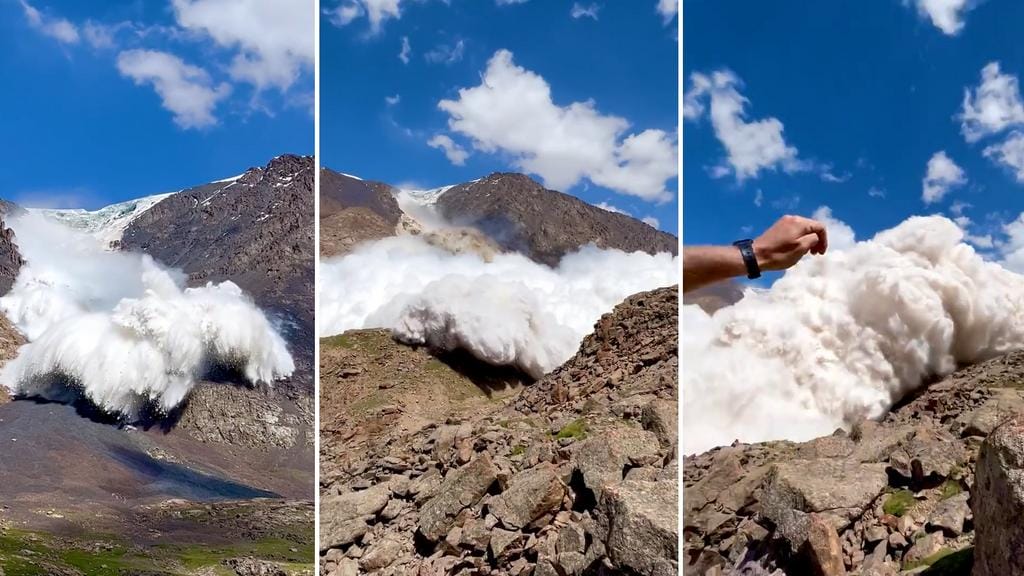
[972,415,1024,576]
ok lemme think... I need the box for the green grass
[884,489,917,517]
[940,480,963,500]
[322,330,392,354]
[555,419,588,441]
[0,528,313,576]
[922,547,974,576]
[510,444,526,457]
[905,547,974,573]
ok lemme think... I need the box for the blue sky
[1,0,312,209]
[322,0,679,232]
[685,0,1024,275]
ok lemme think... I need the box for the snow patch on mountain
[34,193,175,250]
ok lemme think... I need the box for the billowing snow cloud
[0,214,293,418]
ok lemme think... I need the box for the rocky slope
[319,170,401,258]
[319,168,677,266]
[684,350,1024,576]
[319,286,679,576]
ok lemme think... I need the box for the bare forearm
[683,246,746,293]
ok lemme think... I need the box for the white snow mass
[0,213,294,418]
[683,215,1024,455]
[319,235,679,378]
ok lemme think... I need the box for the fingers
[787,215,828,255]
[796,232,821,253]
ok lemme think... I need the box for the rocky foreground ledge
[319,286,679,575]
[685,351,1024,576]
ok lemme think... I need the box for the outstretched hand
[753,214,828,271]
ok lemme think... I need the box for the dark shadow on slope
[105,444,278,501]
[429,347,534,397]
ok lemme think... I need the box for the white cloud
[437,50,676,202]
[325,0,401,33]
[908,0,975,35]
[684,70,807,181]
[922,151,967,204]
[950,200,971,216]
[811,206,856,252]
[171,0,314,92]
[753,189,763,207]
[399,36,411,64]
[428,134,470,166]
[116,49,231,129]
[596,202,629,215]
[18,0,80,45]
[425,39,465,66]
[642,216,660,228]
[656,0,677,24]
[385,94,401,106]
[1000,213,1024,272]
[496,0,529,4]
[868,186,886,198]
[984,131,1024,182]
[571,3,600,19]
[959,62,1024,143]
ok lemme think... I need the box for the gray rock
[224,557,286,576]
[972,414,1024,576]
[641,398,677,448]
[418,453,498,541]
[489,527,522,558]
[360,536,404,572]
[803,514,846,576]
[321,483,392,550]
[489,463,565,530]
[572,425,661,499]
[603,480,677,576]
[762,459,888,551]
[927,492,969,536]
[901,531,944,567]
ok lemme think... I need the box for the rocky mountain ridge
[319,167,677,264]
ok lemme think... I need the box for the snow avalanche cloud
[683,215,1024,455]
[319,228,678,378]
[0,213,294,418]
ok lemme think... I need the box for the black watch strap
[732,239,761,279]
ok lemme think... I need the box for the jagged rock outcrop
[685,351,1024,576]
[175,383,313,449]
[319,286,679,575]
[0,215,23,297]
[437,173,678,267]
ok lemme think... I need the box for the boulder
[603,480,677,576]
[321,483,392,550]
[489,463,565,530]
[418,453,498,541]
[762,459,887,551]
[972,415,1024,576]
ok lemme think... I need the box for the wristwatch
[732,239,761,279]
